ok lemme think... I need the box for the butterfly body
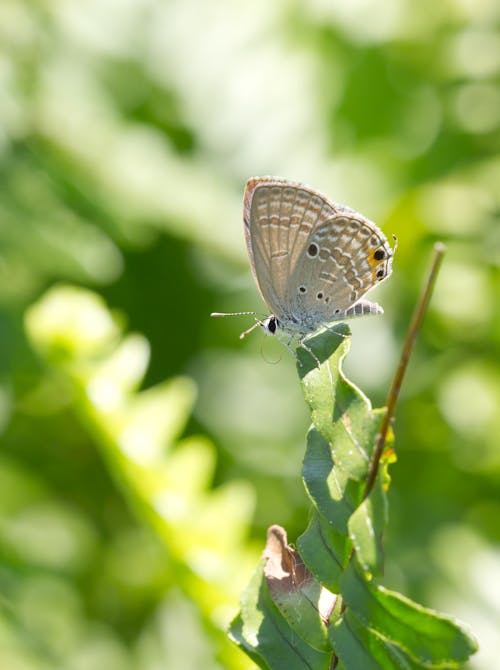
[243,177,395,341]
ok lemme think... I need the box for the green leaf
[302,429,364,534]
[297,510,351,592]
[230,561,332,670]
[348,474,387,579]
[24,286,259,668]
[330,609,426,670]
[263,525,335,652]
[296,324,350,374]
[106,377,197,462]
[228,301,478,668]
[298,328,383,481]
[340,562,478,667]
[229,614,272,670]
[25,285,121,360]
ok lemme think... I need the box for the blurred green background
[0,1,499,669]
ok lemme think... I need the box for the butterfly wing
[288,207,394,323]
[244,177,337,318]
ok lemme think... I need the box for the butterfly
[212,177,396,360]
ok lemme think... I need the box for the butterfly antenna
[211,311,259,318]
[210,311,267,340]
[239,320,263,340]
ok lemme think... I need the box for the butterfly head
[261,315,279,336]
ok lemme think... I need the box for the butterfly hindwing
[288,210,394,323]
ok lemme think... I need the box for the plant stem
[363,242,446,500]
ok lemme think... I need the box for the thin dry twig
[331,244,446,669]
[363,242,446,500]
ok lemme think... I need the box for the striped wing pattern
[243,177,394,330]
[288,211,393,321]
[244,177,337,317]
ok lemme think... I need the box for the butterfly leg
[297,337,321,368]
[283,333,302,366]
[324,324,350,340]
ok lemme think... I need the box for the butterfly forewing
[244,178,337,318]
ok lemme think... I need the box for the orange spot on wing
[367,252,380,269]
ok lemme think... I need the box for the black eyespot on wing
[376,269,385,279]
[307,243,319,257]
[335,308,341,314]
[298,286,307,293]
[374,249,385,261]
[316,292,323,299]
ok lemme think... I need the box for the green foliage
[230,330,477,668]
[0,2,498,668]
[23,285,258,669]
